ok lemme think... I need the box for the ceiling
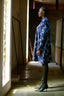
[35,0,64,5]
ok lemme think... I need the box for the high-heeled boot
[35,80,44,89]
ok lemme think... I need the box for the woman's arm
[32,32,38,61]
[37,20,48,52]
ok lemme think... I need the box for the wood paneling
[55,47,64,65]
[35,0,56,5]
[30,0,64,10]
[35,0,64,4]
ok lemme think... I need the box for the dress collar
[41,17,47,22]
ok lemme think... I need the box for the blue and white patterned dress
[32,17,52,65]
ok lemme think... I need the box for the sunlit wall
[26,0,29,62]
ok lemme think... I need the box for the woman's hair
[40,6,48,15]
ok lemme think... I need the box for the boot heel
[37,84,48,92]
[46,89,47,92]
[45,87,47,92]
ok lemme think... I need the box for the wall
[11,0,21,73]
[11,0,28,73]
[19,0,27,63]
[48,10,64,61]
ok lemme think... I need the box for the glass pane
[2,0,11,87]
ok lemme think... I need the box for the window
[2,0,11,86]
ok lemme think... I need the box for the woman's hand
[36,49,41,56]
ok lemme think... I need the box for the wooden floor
[7,62,64,96]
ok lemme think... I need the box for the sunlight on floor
[28,61,42,66]
[13,86,34,94]
[7,62,64,96]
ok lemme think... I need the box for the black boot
[35,80,44,89]
[35,66,45,90]
[37,63,48,92]
[38,83,48,92]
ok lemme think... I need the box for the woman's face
[38,9,42,17]
[38,8,45,17]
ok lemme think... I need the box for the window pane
[2,0,11,87]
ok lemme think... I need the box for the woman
[32,6,52,92]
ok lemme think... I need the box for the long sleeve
[32,32,38,61]
[37,20,48,51]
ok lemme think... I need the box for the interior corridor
[7,62,64,96]
[0,0,64,95]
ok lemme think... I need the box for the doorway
[27,0,64,69]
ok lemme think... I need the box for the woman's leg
[38,63,48,91]
[42,63,48,86]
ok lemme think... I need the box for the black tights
[41,63,48,85]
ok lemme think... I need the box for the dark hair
[40,6,48,15]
